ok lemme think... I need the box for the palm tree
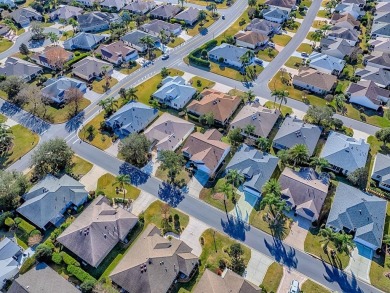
[259,192,287,218]
[126,87,138,102]
[248,0,256,6]
[98,97,117,115]
[47,32,59,44]
[0,123,13,156]
[288,144,309,167]
[256,137,270,152]
[140,35,155,60]
[68,18,78,32]
[113,174,131,201]
[333,231,355,255]
[226,169,244,188]
[209,3,217,16]
[262,178,281,197]
[178,0,186,8]
[244,124,256,138]
[119,88,127,101]
[198,10,208,26]
[277,90,288,111]
[320,24,332,34]
[245,90,255,103]
[219,182,232,212]
[310,157,330,173]
[271,89,287,108]
[311,30,324,47]
[3,19,17,34]
[159,30,169,45]
[319,226,335,252]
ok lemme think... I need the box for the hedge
[60,251,80,267]
[15,217,36,234]
[188,39,218,68]
[64,52,90,68]
[67,265,97,283]
[19,256,36,274]
[0,212,13,228]
[52,252,63,265]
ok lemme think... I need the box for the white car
[289,280,300,293]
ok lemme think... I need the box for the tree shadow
[220,214,250,241]
[0,101,21,116]
[264,238,298,269]
[119,162,149,186]
[65,111,85,132]
[18,112,50,135]
[157,181,185,208]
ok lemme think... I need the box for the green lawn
[285,56,303,69]
[215,9,250,44]
[96,173,141,201]
[119,63,141,75]
[257,48,279,62]
[312,20,328,29]
[0,113,6,123]
[296,43,313,54]
[317,10,329,18]
[70,156,93,178]
[261,262,283,292]
[301,280,330,292]
[169,37,185,48]
[187,0,229,8]
[0,39,13,53]
[155,166,191,185]
[264,101,292,117]
[60,30,74,41]
[187,14,216,37]
[189,76,216,91]
[209,62,261,82]
[272,34,292,46]
[0,125,39,169]
[285,21,300,33]
[79,112,113,150]
[92,78,118,94]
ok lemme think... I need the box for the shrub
[80,279,96,292]
[52,252,63,265]
[67,265,96,283]
[35,244,53,261]
[15,217,35,234]
[0,212,13,228]
[19,256,36,274]
[5,217,15,228]
[60,251,80,266]
[30,229,41,236]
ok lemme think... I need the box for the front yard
[69,156,93,179]
[91,77,119,94]
[257,48,279,62]
[119,63,141,75]
[261,262,284,292]
[285,56,303,69]
[272,34,292,47]
[189,76,216,91]
[169,37,185,48]
[301,280,330,292]
[187,13,217,37]
[0,39,13,53]
[155,166,191,185]
[96,173,141,201]
[296,43,313,54]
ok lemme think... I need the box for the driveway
[130,190,156,216]
[112,70,128,81]
[179,217,209,257]
[244,250,273,286]
[229,189,257,223]
[186,175,204,198]
[212,82,233,93]
[84,89,102,103]
[283,214,311,251]
[79,165,107,191]
[105,141,119,157]
[345,245,372,283]
[277,267,307,293]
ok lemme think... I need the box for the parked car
[301,52,309,57]
[254,58,263,66]
[268,42,275,48]
[162,54,169,60]
[289,280,300,293]
[222,15,225,20]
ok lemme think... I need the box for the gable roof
[0,238,21,283]
[30,45,73,67]
[63,32,106,50]
[273,116,322,156]
[175,7,200,23]
[8,263,80,293]
[150,4,181,18]
[368,37,390,53]
[347,79,390,105]
[50,5,83,19]
[110,224,198,293]
[372,153,390,185]
[77,12,120,30]
[329,26,360,42]
[320,131,369,173]
[121,30,159,48]
[326,183,387,249]
[293,67,337,91]
[372,22,390,38]
[10,7,41,24]
[100,0,125,9]
[374,11,390,24]
[208,43,250,65]
[365,51,390,68]
[57,195,138,268]
[226,144,279,194]
[331,13,360,27]
[144,113,194,151]
[230,102,280,138]
[355,66,390,87]
[280,167,329,220]
[141,19,181,35]
[0,57,42,80]
[72,56,112,79]
[16,175,88,229]
[246,18,280,34]
[235,30,269,45]
[308,52,346,73]
[263,7,289,19]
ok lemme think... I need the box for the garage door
[356,242,374,259]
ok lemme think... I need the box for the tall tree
[271,89,288,109]
[47,32,59,44]
[114,174,131,201]
[178,0,186,8]
[335,94,346,114]
[45,46,69,71]
[226,169,244,188]
[126,87,138,102]
[244,90,255,103]
[198,10,207,25]
[288,144,309,167]
[99,97,117,116]
[319,226,335,252]
[256,137,271,152]
[19,43,30,56]
[244,124,256,137]
[375,128,390,145]
[347,167,368,190]
[0,171,28,211]
[30,21,44,39]
[118,133,150,167]
[228,243,246,275]
[305,105,334,127]
[64,87,84,116]
[159,150,185,183]
[227,128,243,147]
[262,178,281,197]
[140,35,155,60]
[310,157,330,173]
[248,0,256,6]
[201,112,214,127]
[0,76,26,101]
[0,123,13,156]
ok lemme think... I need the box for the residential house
[16,174,88,230]
[77,12,121,32]
[225,144,279,197]
[273,116,322,156]
[328,26,360,46]
[150,4,181,20]
[355,66,390,88]
[110,224,198,293]
[74,0,95,6]
[0,0,15,8]
[182,129,230,176]
[292,67,337,95]
[49,5,83,21]
[151,75,196,110]
[364,51,390,69]
[262,7,289,24]
[42,77,87,104]
[0,238,22,288]
[123,1,157,14]
[175,7,200,26]
[372,9,390,38]
[208,43,253,68]
[230,102,280,138]
[57,195,138,268]
[371,153,390,191]
[347,79,390,110]
[368,37,390,54]
[8,263,80,293]
[279,167,329,221]
[121,30,159,52]
[371,22,390,39]
[330,13,360,30]
[71,56,113,82]
[193,269,261,293]
[10,7,42,26]
[319,37,355,59]
[30,46,73,70]
[334,3,364,20]
[342,0,365,7]
[307,52,346,76]
[105,101,158,137]
[320,131,369,175]
[375,1,390,13]
[245,18,282,36]
[97,41,138,65]
[235,31,269,49]
[100,0,126,11]
[265,0,296,12]
[140,19,182,37]
[0,57,42,82]
[326,182,387,257]
[187,89,241,126]
[0,25,10,36]
[63,32,107,50]
[144,113,194,152]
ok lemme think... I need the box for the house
[371,22,390,39]
[235,31,269,49]
[71,56,113,82]
[364,51,390,69]
[77,12,121,32]
[57,195,138,268]
[342,0,365,7]
[49,5,83,21]
[262,7,289,24]
[368,37,390,54]
[10,7,42,26]
[152,76,196,110]
[326,182,387,257]
[123,1,157,14]
[175,7,200,26]
[187,89,241,126]
[140,19,182,37]
[230,102,280,138]
[110,224,198,293]
[0,0,15,8]
[375,1,390,13]
[193,269,261,293]
[144,113,194,152]
[100,0,126,11]
[0,24,10,36]
[355,66,390,88]
[0,238,22,288]
[225,144,279,197]
[42,77,87,104]
[8,263,80,293]
[273,116,322,156]
[16,174,88,230]
[245,18,282,36]
[150,4,181,20]
[0,57,42,82]
[121,30,159,52]
[319,37,355,59]
[30,46,73,70]
[292,67,338,95]
[373,11,390,26]
[347,80,390,110]
[97,41,138,65]
[334,3,364,20]
[182,129,230,176]
[330,13,360,30]
[208,43,253,68]
[328,26,360,46]
[63,32,107,50]
[105,101,158,137]
[279,167,329,221]
[265,0,296,11]
[74,0,95,6]
[307,52,346,76]
[371,153,390,191]
[320,131,369,175]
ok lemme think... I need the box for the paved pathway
[112,70,128,81]
[130,190,156,216]
[277,267,307,293]
[244,250,274,286]
[79,165,107,191]
[105,141,119,157]
[345,247,372,284]
[182,72,195,82]
[179,217,209,257]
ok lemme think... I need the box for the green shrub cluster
[170,18,186,26]
[189,39,217,68]
[60,251,80,267]
[19,256,36,274]
[67,265,97,283]
[52,252,63,265]
[0,212,13,228]
[15,217,35,234]
[64,53,90,68]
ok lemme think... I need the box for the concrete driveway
[79,165,107,191]
[84,89,102,103]
[229,189,257,223]
[244,250,273,286]
[277,267,307,293]
[130,191,156,216]
[345,246,372,283]
[283,214,311,251]
[179,217,209,257]
[112,70,127,81]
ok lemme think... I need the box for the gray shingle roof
[263,7,288,19]
[372,22,390,38]
[77,12,120,31]
[10,7,42,25]
[372,153,390,184]
[355,66,390,88]
[121,30,158,50]
[150,4,181,18]
[329,26,360,42]
[140,19,181,35]
[63,32,106,50]
[208,43,250,65]
[123,1,156,14]
[308,52,346,73]
[175,7,200,23]
[246,18,280,35]
[326,182,387,249]
[49,5,83,20]
[0,57,42,80]
[71,56,112,80]
[42,77,86,102]
[320,37,355,59]
[0,238,21,283]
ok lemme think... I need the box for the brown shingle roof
[235,31,269,45]
[331,13,360,27]
[97,41,136,63]
[293,67,337,91]
[265,0,296,8]
[347,79,390,105]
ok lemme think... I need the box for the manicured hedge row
[15,217,35,234]
[67,265,96,283]
[60,251,80,267]
[19,256,36,274]
[188,39,218,68]
[64,52,90,68]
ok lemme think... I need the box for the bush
[19,256,36,274]
[67,265,96,283]
[35,244,53,261]
[60,251,80,266]
[52,252,63,265]
[30,229,41,236]
[0,212,13,228]
[15,217,36,234]
[5,217,15,228]
[80,279,96,292]
[65,52,90,68]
